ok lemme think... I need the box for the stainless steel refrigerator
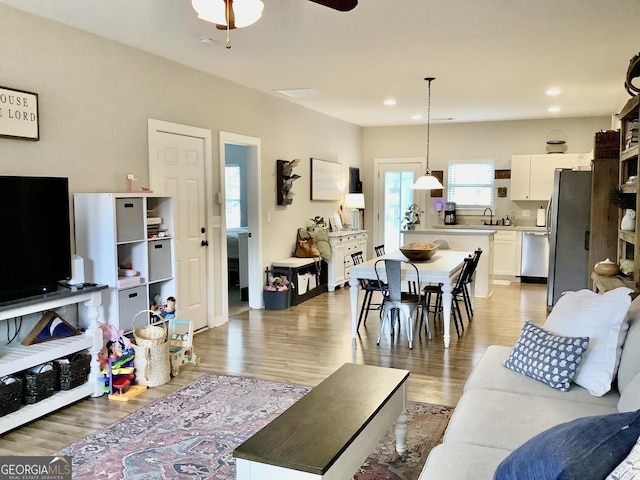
[547,169,592,308]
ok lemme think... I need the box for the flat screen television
[0,176,72,304]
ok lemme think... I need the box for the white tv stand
[0,285,106,434]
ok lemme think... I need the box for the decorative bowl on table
[399,242,440,262]
[593,258,620,277]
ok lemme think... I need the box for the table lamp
[345,193,365,230]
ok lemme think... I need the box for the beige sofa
[420,293,640,479]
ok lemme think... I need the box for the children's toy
[168,319,199,376]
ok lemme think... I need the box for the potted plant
[610,186,636,231]
[309,216,328,231]
[402,203,423,230]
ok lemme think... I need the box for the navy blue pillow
[494,410,640,480]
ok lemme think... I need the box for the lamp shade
[412,174,444,190]
[345,193,365,209]
[192,0,264,28]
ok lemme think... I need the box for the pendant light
[412,77,444,190]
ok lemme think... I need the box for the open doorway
[219,131,263,315]
[225,144,250,315]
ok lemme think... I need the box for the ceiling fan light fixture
[413,77,444,190]
[192,0,264,28]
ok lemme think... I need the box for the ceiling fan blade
[309,0,357,12]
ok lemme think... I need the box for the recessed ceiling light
[548,106,560,113]
[383,99,397,106]
[546,88,561,96]
[411,114,423,120]
[199,36,215,46]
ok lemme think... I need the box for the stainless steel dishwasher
[521,230,549,283]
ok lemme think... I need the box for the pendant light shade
[413,77,444,190]
[192,0,264,28]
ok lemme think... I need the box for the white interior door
[148,120,211,331]
[374,159,424,252]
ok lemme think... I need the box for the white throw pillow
[543,287,633,396]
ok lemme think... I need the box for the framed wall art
[310,158,341,201]
[0,86,39,140]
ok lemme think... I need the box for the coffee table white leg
[441,282,453,348]
[395,410,407,455]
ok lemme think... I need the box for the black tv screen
[0,176,72,303]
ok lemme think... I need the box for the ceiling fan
[192,0,357,32]
[309,0,358,12]
[193,0,357,47]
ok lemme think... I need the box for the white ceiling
[3,0,640,127]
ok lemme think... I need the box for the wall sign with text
[0,86,39,140]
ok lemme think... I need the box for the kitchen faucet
[483,207,494,225]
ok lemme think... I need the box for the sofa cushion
[494,409,640,480]
[543,287,633,397]
[606,434,640,479]
[618,296,640,394]
[503,321,589,392]
[419,442,511,480]
[465,346,620,408]
[444,389,617,451]
[619,373,640,413]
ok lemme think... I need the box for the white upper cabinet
[510,154,590,201]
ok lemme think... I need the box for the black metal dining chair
[375,258,422,349]
[351,252,387,331]
[374,244,386,257]
[419,256,473,338]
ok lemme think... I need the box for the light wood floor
[0,282,548,456]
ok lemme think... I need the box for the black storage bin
[263,268,291,310]
[55,350,92,391]
[263,289,290,310]
[0,376,23,417]
[23,364,56,404]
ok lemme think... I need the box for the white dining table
[349,249,472,348]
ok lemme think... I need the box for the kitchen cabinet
[493,230,519,276]
[74,193,176,331]
[511,154,590,201]
[327,231,368,291]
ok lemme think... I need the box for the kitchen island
[401,229,494,297]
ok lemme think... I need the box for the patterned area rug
[56,374,453,480]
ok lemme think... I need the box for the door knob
[201,240,209,247]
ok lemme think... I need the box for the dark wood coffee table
[233,363,410,479]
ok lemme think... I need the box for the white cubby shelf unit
[74,193,176,331]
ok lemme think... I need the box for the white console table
[0,285,106,434]
[327,230,368,291]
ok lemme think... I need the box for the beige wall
[362,117,612,230]
[0,4,618,289]
[0,4,362,267]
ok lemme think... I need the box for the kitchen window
[447,160,494,210]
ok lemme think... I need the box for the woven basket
[132,310,167,347]
[23,364,56,404]
[55,350,91,391]
[132,340,171,387]
[0,376,22,417]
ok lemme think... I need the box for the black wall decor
[349,167,362,193]
[277,159,301,205]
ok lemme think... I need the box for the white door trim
[219,131,263,310]
[147,118,218,327]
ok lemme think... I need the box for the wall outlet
[521,209,531,217]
